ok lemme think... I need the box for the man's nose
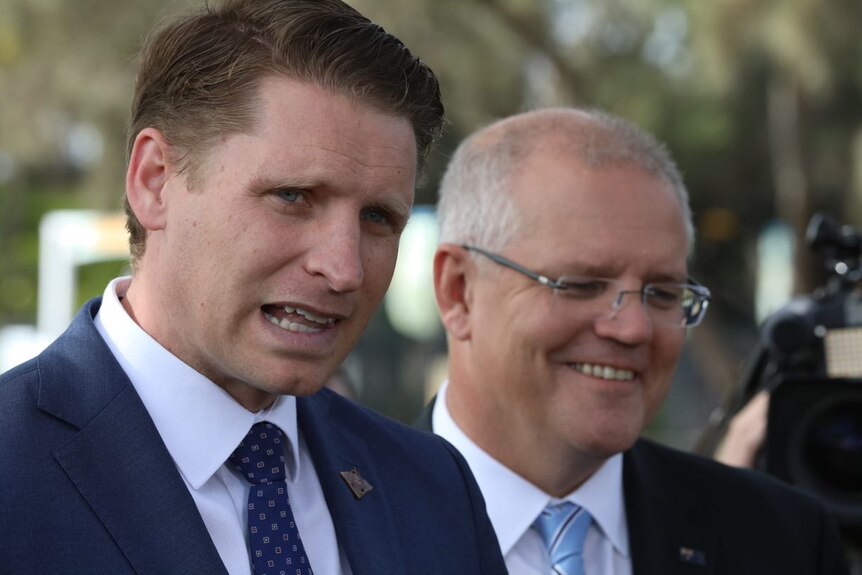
[305,217,364,293]
[594,290,654,343]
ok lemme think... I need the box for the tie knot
[532,502,592,575]
[228,422,287,485]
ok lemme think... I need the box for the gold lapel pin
[340,468,373,500]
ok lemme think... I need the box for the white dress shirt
[94,277,351,575]
[433,380,632,575]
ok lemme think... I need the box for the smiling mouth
[263,305,337,334]
[572,363,635,382]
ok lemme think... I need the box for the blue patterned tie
[229,422,313,575]
[532,502,592,575]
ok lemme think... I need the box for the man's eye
[645,285,682,309]
[558,278,607,298]
[361,207,392,226]
[276,189,302,203]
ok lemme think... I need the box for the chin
[260,375,327,398]
[577,425,641,458]
[254,355,340,394]
[285,381,327,398]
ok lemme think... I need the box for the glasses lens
[644,284,688,327]
[685,288,709,326]
[553,279,707,328]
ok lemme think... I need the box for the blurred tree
[0,0,191,323]
[692,0,862,293]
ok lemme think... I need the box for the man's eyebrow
[649,273,690,284]
[375,199,413,232]
[246,172,316,194]
[389,198,413,221]
[555,261,620,278]
[555,262,687,283]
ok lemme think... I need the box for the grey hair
[436,107,694,253]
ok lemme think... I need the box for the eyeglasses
[463,245,711,328]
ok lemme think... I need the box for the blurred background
[2,0,862,452]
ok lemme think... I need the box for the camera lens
[802,398,862,493]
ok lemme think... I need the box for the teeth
[289,306,335,325]
[265,313,320,333]
[574,363,634,381]
[263,306,335,333]
[278,317,320,333]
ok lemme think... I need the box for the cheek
[647,331,686,400]
[363,241,399,293]
[496,316,552,391]
[656,330,686,366]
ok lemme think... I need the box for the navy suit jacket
[416,398,850,575]
[0,299,507,574]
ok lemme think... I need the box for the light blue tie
[532,502,592,575]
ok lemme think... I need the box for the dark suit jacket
[416,398,850,575]
[0,299,507,575]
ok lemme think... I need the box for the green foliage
[76,259,130,309]
[0,183,95,324]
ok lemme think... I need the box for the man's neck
[444,379,607,497]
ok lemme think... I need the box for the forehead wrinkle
[313,141,415,173]
[547,260,688,288]
[244,143,407,187]
[507,208,687,283]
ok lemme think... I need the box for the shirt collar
[93,277,302,489]
[433,380,629,557]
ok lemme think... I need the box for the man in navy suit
[0,1,506,573]
[417,107,850,574]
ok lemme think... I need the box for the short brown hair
[124,0,444,268]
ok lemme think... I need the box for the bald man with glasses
[416,108,849,575]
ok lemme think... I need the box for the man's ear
[125,127,174,232]
[433,244,474,341]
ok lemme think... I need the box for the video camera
[743,213,862,548]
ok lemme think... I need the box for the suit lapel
[421,395,716,574]
[413,396,435,432]
[624,441,715,575]
[298,392,406,575]
[39,300,227,574]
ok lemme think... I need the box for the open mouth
[262,304,337,334]
[572,362,635,382]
